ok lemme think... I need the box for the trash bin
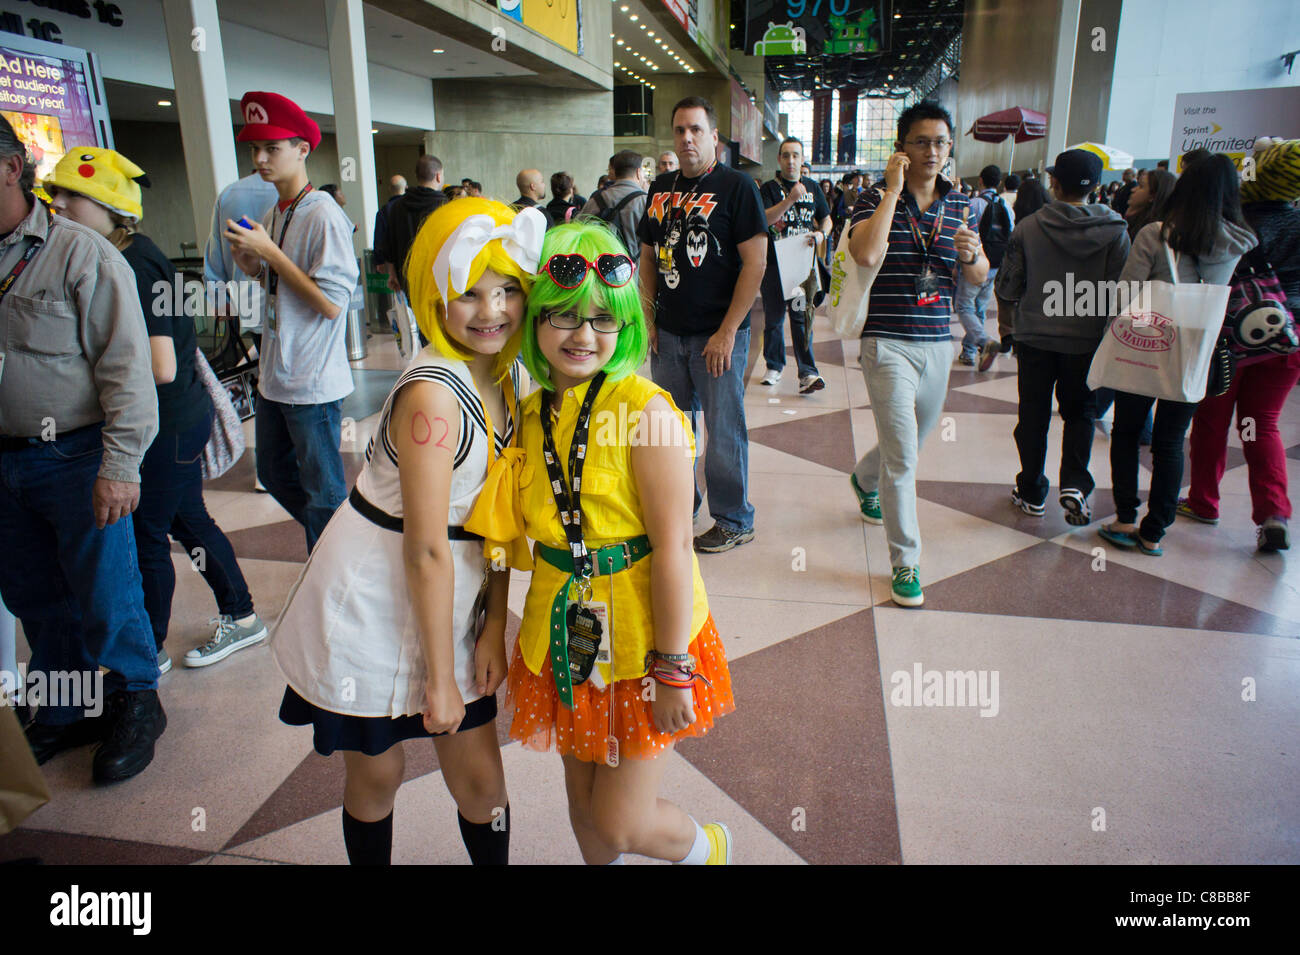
[346,277,367,362]
[363,249,392,334]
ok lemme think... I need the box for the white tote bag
[1086,243,1230,403]
[826,222,884,339]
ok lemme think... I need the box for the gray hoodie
[1119,219,1257,287]
[995,200,1131,354]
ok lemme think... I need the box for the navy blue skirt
[279,686,498,757]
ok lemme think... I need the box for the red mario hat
[236,91,321,151]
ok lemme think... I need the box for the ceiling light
[432,48,444,53]
[617,38,624,45]
[639,23,646,29]
[157,99,172,106]
[648,31,655,37]
[651,65,658,70]
[371,128,378,134]
[629,14,638,21]
[620,4,628,10]
[887,73,894,79]
[894,11,901,16]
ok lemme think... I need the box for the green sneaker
[891,567,924,607]
[850,474,883,525]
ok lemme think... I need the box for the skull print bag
[1223,246,1298,366]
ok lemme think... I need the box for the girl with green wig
[502,219,737,864]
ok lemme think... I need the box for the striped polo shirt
[849,177,970,342]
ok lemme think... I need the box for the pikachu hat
[43,147,150,221]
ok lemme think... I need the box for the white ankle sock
[235,614,257,627]
[677,818,709,865]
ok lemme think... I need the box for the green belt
[537,535,652,709]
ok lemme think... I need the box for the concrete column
[1046,0,1082,165]
[324,0,378,254]
[160,0,238,250]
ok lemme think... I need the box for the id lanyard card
[265,183,313,332]
[903,195,947,306]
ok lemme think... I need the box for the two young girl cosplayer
[271,199,736,865]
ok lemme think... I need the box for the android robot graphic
[752,21,807,56]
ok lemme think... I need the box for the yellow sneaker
[704,822,732,865]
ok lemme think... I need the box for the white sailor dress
[273,350,519,755]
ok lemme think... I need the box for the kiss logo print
[664,268,681,289]
[648,191,719,223]
[686,228,709,268]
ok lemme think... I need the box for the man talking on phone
[845,100,988,607]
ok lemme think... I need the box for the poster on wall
[729,80,762,164]
[482,0,582,54]
[0,36,112,185]
[1169,87,1300,173]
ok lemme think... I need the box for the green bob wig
[520,219,648,392]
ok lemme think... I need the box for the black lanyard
[901,192,946,269]
[539,372,606,580]
[267,183,312,298]
[664,161,716,242]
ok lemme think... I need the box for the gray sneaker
[184,614,268,668]
[157,650,171,675]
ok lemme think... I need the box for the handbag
[1087,242,1230,403]
[194,347,247,480]
[0,706,50,835]
[826,189,886,339]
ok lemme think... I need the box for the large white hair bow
[431,206,546,304]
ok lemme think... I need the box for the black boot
[92,690,166,784]
[24,713,107,765]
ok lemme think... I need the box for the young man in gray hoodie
[994,149,1131,526]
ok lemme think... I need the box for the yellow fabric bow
[465,446,533,571]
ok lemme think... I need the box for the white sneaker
[760,368,782,386]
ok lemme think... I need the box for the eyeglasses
[543,252,635,289]
[905,138,952,152]
[544,311,623,334]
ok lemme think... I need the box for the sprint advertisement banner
[1170,87,1300,173]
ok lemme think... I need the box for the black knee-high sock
[457,804,509,865]
[342,807,392,865]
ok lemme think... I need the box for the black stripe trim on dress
[378,366,485,469]
[348,486,484,539]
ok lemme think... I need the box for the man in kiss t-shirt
[637,96,767,553]
[758,136,831,393]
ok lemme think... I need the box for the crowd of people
[0,84,1295,865]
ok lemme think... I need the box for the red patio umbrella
[968,106,1048,173]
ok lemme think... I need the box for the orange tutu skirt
[507,614,735,761]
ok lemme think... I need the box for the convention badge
[914,268,942,306]
[265,297,278,333]
[564,599,603,686]
[657,242,675,274]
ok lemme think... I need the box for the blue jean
[254,396,347,552]
[955,268,997,357]
[0,424,158,726]
[651,326,755,532]
[136,407,255,649]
